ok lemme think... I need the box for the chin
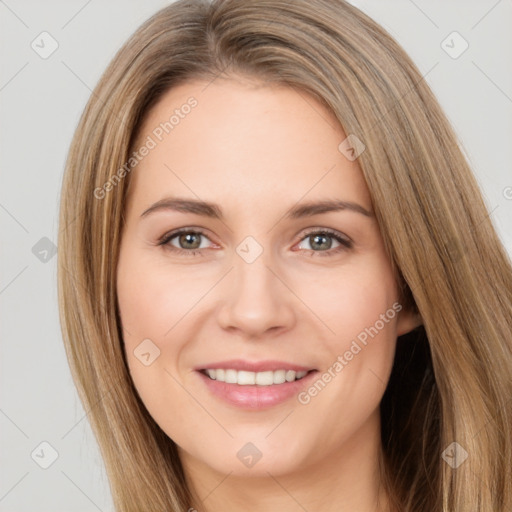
[179,438,307,478]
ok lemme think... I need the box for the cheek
[290,263,399,452]
[291,256,399,400]
[116,247,231,418]
[291,256,399,343]
[117,250,212,344]
[116,250,206,431]
[116,249,198,398]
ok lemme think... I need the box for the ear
[396,307,423,336]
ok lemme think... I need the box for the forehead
[127,77,371,216]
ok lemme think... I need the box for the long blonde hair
[57,0,512,510]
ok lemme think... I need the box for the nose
[216,253,297,339]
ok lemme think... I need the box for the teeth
[204,369,309,385]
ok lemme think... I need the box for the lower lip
[197,370,318,410]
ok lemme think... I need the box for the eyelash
[157,227,353,258]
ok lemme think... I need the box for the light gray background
[1,1,511,510]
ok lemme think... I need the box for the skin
[116,75,421,512]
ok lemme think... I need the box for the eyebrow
[140,197,374,220]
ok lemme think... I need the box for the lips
[194,359,318,409]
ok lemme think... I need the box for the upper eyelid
[300,227,351,242]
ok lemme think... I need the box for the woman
[57,0,512,510]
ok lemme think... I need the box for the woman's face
[117,76,418,480]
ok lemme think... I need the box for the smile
[197,368,319,410]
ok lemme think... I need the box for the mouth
[199,368,315,386]
[196,361,318,411]
[195,363,319,410]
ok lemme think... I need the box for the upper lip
[195,359,316,373]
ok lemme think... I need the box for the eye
[158,228,213,256]
[295,228,352,257]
